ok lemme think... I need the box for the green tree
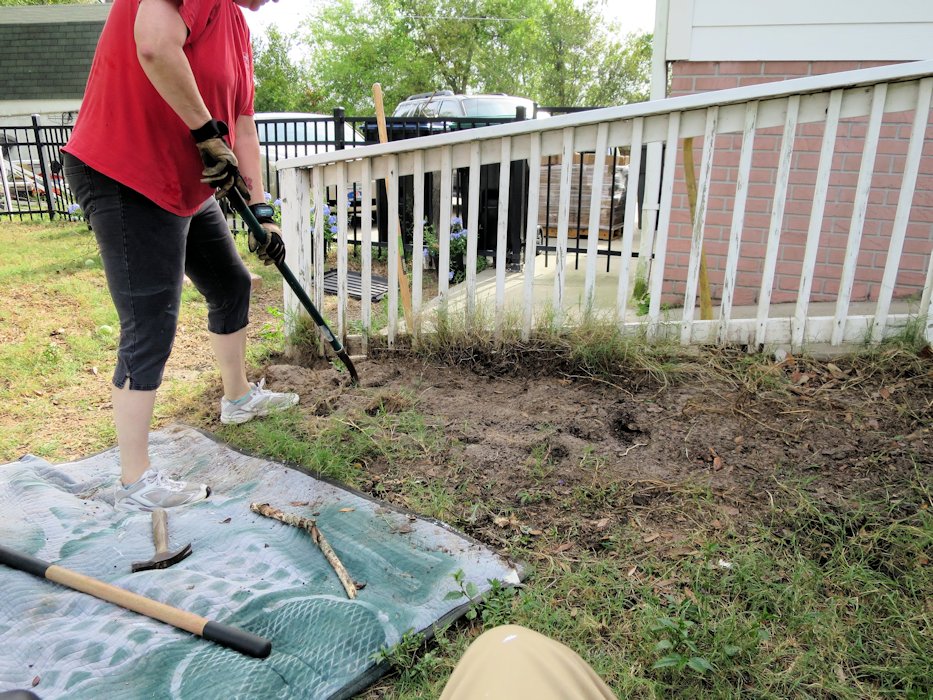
[252,26,312,112]
[298,0,650,115]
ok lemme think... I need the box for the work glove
[191,119,250,199]
[247,204,287,266]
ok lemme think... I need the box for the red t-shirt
[64,0,254,216]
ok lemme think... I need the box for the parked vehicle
[392,91,541,119]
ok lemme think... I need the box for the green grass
[3,220,931,699]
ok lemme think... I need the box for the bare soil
[233,341,933,554]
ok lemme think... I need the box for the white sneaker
[220,378,299,425]
[115,469,211,511]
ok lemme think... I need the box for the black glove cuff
[249,203,277,225]
[191,119,229,143]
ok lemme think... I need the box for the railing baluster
[360,158,373,353]
[872,77,933,342]
[387,154,400,345]
[495,137,513,334]
[755,95,800,349]
[312,167,326,325]
[439,146,453,307]
[922,242,933,345]
[648,112,682,341]
[523,132,543,340]
[412,151,425,334]
[616,117,644,327]
[554,128,576,319]
[832,83,888,346]
[681,106,719,346]
[584,123,610,312]
[279,167,310,338]
[719,101,759,344]
[335,161,348,342]
[794,89,843,349]
[466,142,482,319]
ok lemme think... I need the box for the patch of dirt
[253,346,933,553]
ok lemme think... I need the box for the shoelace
[252,378,269,395]
[146,470,186,491]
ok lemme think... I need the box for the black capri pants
[63,153,252,390]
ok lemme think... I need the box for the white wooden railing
[276,60,933,353]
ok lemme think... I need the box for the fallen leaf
[721,505,740,517]
[733,435,744,445]
[713,455,724,471]
[526,529,544,536]
[879,387,891,400]
[393,524,414,534]
[220,517,232,524]
[710,519,723,529]
[290,501,309,507]
[795,373,811,386]
[593,517,611,531]
[643,533,660,543]
[32,676,40,687]
[552,542,573,553]
[827,362,847,379]
[354,581,367,590]
[627,565,637,577]
[684,587,699,604]
[493,516,512,528]
[338,507,355,513]
[653,578,676,589]
[646,405,663,413]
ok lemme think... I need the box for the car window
[393,103,415,117]
[437,100,463,117]
[461,97,532,118]
[419,101,439,117]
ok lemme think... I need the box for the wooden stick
[250,503,357,599]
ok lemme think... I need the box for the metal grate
[322,269,388,302]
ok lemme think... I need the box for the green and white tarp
[0,425,519,699]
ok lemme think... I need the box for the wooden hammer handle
[151,508,169,556]
[0,544,271,658]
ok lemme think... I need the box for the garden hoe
[226,187,360,385]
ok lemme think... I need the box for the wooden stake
[682,136,714,321]
[250,502,358,599]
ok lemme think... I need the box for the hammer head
[132,542,193,572]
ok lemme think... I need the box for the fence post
[333,107,346,150]
[31,114,55,219]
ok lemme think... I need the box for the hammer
[132,509,192,573]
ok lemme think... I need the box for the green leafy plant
[267,193,340,244]
[649,596,715,675]
[445,568,480,620]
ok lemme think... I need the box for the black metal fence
[0,115,80,221]
[3,109,641,271]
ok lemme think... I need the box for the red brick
[696,76,742,92]
[763,61,811,76]
[717,61,765,76]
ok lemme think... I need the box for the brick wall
[662,60,933,308]
[0,21,103,100]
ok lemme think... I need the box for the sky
[243,1,656,41]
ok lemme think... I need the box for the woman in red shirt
[63,0,297,511]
